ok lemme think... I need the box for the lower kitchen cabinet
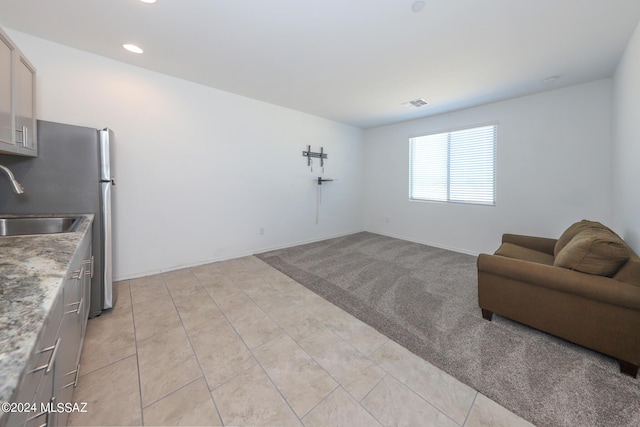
[3,226,92,427]
[53,271,83,427]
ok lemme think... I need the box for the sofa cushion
[614,258,640,286]
[495,243,554,265]
[554,220,605,256]
[554,227,630,276]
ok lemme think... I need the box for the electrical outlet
[385,217,390,224]
[260,228,265,235]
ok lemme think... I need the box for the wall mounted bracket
[302,145,328,168]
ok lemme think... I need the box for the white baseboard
[364,229,480,256]
[114,228,367,281]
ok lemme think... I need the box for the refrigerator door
[100,180,114,309]
[99,128,112,181]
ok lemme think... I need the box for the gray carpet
[256,232,640,427]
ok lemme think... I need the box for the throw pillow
[554,220,604,256]
[554,226,630,276]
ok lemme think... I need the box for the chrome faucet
[0,165,24,194]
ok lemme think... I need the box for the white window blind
[409,124,496,205]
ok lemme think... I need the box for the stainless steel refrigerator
[0,120,115,317]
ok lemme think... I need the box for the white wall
[363,80,613,255]
[7,30,364,280]
[612,20,640,254]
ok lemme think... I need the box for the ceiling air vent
[403,98,428,108]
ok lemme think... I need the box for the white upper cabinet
[0,32,14,148]
[15,55,37,154]
[0,26,37,157]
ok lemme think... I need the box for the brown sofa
[477,220,640,378]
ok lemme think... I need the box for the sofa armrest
[501,234,557,255]
[477,253,640,311]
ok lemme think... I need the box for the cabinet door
[81,247,93,337]
[0,32,14,148]
[16,54,36,155]
[19,294,63,427]
[25,369,55,427]
[55,269,83,427]
[56,320,81,427]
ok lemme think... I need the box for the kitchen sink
[0,216,83,236]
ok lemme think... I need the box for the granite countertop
[0,214,93,405]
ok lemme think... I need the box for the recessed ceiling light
[123,44,144,54]
[139,0,157,3]
[412,1,426,12]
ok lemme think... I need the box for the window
[409,124,496,206]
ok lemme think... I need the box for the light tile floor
[68,256,535,427]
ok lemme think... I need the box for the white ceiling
[1,0,640,128]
